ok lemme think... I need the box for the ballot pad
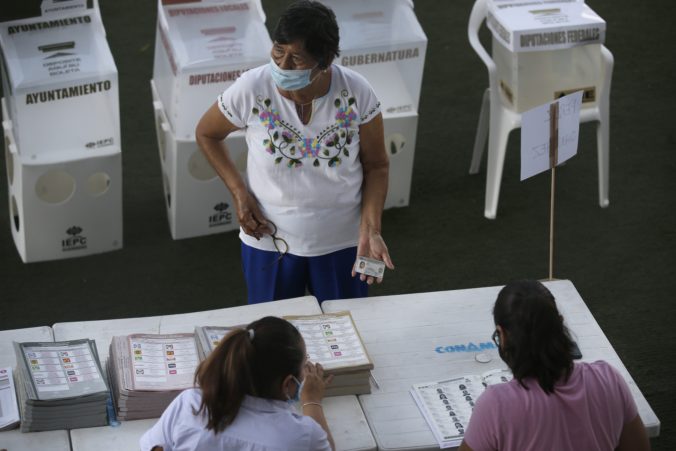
[13,339,109,432]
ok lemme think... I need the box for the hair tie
[248,329,255,341]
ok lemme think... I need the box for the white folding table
[56,296,375,451]
[322,279,660,450]
[157,295,324,333]
[53,315,163,364]
[0,326,53,367]
[0,326,71,451]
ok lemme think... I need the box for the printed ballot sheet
[285,312,373,373]
[201,327,229,352]
[411,369,512,448]
[15,340,107,401]
[0,367,20,430]
[127,334,199,391]
[520,90,583,180]
[194,325,241,360]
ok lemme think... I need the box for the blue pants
[241,243,368,304]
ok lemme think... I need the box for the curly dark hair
[272,0,340,69]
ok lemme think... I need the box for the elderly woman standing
[196,0,394,304]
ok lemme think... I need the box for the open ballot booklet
[13,340,109,432]
[108,333,200,420]
[411,369,513,448]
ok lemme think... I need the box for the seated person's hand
[300,362,333,403]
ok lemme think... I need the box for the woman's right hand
[301,362,333,403]
[233,190,271,240]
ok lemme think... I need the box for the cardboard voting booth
[326,0,427,209]
[487,0,606,112]
[0,6,119,158]
[0,2,122,262]
[151,0,271,239]
[152,84,248,239]
[383,111,419,208]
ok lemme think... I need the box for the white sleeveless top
[217,63,381,256]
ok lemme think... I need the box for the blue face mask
[287,375,305,404]
[270,58,319,91]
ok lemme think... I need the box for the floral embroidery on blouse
[259,109,281,130]
[252,89,360,168]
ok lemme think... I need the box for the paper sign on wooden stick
[520,91,583,181]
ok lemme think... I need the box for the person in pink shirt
[459,280,650,451]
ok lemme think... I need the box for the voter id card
[355,256,386,278]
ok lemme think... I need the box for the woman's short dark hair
[194,316,304,432]
[493,280,574,394]
[273,0,340,69]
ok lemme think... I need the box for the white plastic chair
[468,0,614,219]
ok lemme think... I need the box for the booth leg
[470,88,490,174]
[597,117,610,208]
[484,113,511,220]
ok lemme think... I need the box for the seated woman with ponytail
[140,316,334,451]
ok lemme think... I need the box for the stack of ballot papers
[285,312,374,396]
[13,340,109,432]
[194,313,375,397]
[108,333,200,420]
[0,366,20,431]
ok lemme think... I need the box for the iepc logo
[62,226,87,251]
[208,202,232,228]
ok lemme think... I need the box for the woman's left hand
[352,230,395,284]
[300,362,333,404]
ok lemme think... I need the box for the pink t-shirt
[463,361,638,451]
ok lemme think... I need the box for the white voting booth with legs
[151,0,271,239]
[326,0,427,209]
[469,0,613,219]
[0,1,122,262]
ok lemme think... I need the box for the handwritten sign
[520,90,583,181]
